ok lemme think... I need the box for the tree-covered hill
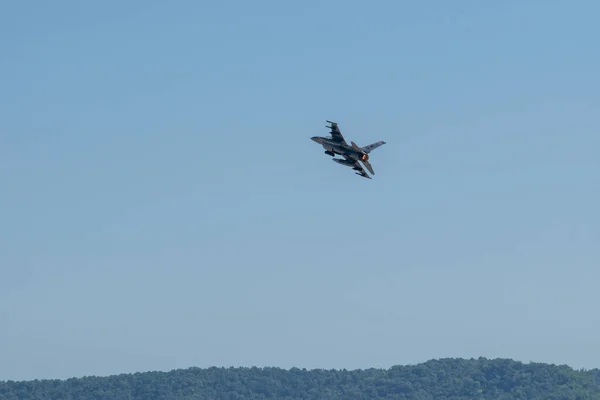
[2,357,600,399]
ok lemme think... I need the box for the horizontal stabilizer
[361,160,375,175]
[362,141,386,153]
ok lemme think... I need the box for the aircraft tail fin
[362,141,386,154]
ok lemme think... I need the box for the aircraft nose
[311,137,318,142]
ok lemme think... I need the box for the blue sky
[1,0,599,381]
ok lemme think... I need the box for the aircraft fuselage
[310,137,363,160]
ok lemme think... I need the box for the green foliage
[2,358,600,399]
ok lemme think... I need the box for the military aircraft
[311,120,386,179]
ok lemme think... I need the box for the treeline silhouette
[2,357,600,399]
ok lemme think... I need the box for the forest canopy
[2,357,600,399]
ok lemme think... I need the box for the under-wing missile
[333,158,355,167]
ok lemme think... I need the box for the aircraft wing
[325,120,347,145]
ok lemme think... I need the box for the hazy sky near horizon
[2,0,599,381]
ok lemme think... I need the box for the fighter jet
[311,120,386,179]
